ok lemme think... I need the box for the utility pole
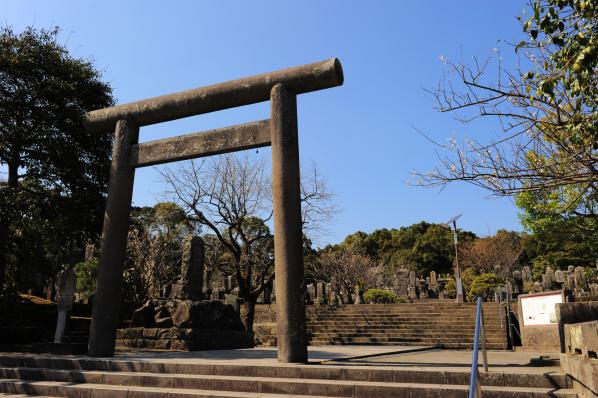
[443,214,464,304]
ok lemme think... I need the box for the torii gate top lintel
[83,58,343,132]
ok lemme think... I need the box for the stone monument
[170,235,205,300]
[54,269,76,343]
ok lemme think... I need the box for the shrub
[364,289,399,304]
[444,277,456,298]
[74,260,98,300]
[467,273,503,302]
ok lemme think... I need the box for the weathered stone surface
[546,267,555,284]
[560,352,598,396]
[565,320,598,358]
[522,266,532,283]
[130,299,245,331]
[119,299,251,351]
[512,270,523,294]
[88,120,139,357]
[85,59,343,132]
[155,317,173,328]
[155,306,170,321]
[116,327,252,351]
[574,266,586,290]
[408,271,416,287]
[55,269,76,311]
[271,84,307,363]
[131,120,271,168]
[393,268,409,297]
[170,300,192,328]
[131,302,155,328]
[169,235,205,301]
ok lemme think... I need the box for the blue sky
[3,1,529,246]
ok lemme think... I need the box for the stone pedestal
[122,299,251,350]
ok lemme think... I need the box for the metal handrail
[468,297,489,398]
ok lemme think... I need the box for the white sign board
[521,293,562,326]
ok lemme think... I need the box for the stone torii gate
[84,59,344,362]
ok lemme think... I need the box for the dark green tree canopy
[0,26,113,190]
[0,26,114,291]
[335,222,476,276]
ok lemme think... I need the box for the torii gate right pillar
[270,84,307,363]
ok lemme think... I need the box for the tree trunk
[7,162,18,188]
[0,221,7,290]
[0,162,18,290]
[243,298,256,347]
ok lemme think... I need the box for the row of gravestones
[79,239,598,307]
[394,268,449,300]
[303,270,450,304]
[512,264,598,297]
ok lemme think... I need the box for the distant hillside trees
[335,222,476,277]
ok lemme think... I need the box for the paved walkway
[114,345,427,364]
[324,347,561,374]
[2,345,562,375]
[111,346,561,374]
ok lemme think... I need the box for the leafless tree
[123,228,181,310]
[313,247,380,304]
[159,153,335,337]
[412,48,598,220]
[458,230,522,280]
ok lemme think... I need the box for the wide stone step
[306,326,503,332]
[308,319,500,328]
[0,378,576,398]
[310,311,500,319]
[308,318,502,323]
[306,326,504,332]
[307,333,506,340]
[309,336,506,343]
[310,305,500,314]
[307,341,508,350]
[0,367,574,398]
[0,380,340,398]
[309,307,501,312]
[307,320,501,326]
[0,358,568,388]
[309,336,506,344]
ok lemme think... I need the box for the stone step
[306,305,502,312]
[308,317,505,327]
[307,334,506,341]
[307,313,502,318]
[304,303,503,308]
[257,300,508,349]
[0,359,568,388]
[307,332,505,339]
[307,326,504,332]
[307,341,508,349]
[309,307,502,312]
[306,321,503,328]
[308,317,504,327]
[0,377,576,398]
[308,338,506,345]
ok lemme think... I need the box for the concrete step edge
[0,367,568,389]
[0,378,575,398]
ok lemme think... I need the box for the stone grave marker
[54,269,76,343]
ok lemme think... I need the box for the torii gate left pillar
[84,59,343,362]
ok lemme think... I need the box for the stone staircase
[0,354,576,397]
[254,302,509,349]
